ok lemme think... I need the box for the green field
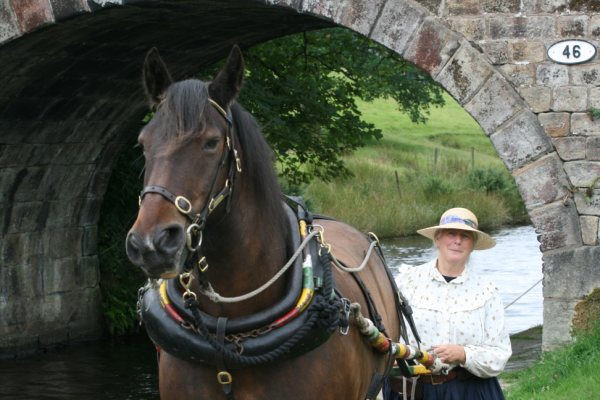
[302,94,528,237]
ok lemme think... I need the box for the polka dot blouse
[395,259,512,378]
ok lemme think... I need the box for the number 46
[563,45,581,59]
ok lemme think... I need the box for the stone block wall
[1,0,599,356]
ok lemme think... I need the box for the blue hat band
[440,215,477,229]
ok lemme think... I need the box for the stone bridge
[0,0,598,357]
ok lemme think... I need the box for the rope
[504,278,542,310]
[198,230,320,303]
[330,240,378,273]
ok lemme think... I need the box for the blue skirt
[383,376,505,400]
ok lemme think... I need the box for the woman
[384,207,511,400]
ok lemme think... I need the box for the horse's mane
[229,102,289,238]
[154,79,288,238]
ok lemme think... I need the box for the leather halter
[139,98,242,253]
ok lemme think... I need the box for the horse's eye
[204,138,220,150]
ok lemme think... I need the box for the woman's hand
[432,344,466,364]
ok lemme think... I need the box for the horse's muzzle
[125,223,185,278]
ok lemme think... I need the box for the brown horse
[126,46,401,399]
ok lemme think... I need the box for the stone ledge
[404,16,461,77]
[571,113,599,136]
[369,0,426,55]
[564,161,600,187]
[0,1,19,44]
[331,0,386,36]
[543,245,600,298]
[557,15,588,38]
[488,15,555,39]
[10,0,54,34]
[465,72,524,135]
[498,63,536,87]
[519,86,551,113]
[552,136,586,161]
[537,63,569,86]
[436,43,494,104]
[574,189,600,215]
[552,86,588,112]
[530,200,582,251]
[478,40,509,65]
[489,110,553,171]
[542,298,578,351]
[587,137,600,160]
[513,152,570,211]
[538,112,570,137]
[49,0,90,21]
[580,216,599,245]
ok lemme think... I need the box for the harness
[136,98,421,399]
[138,200,347,399]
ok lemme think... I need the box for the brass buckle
[217,371,232,385]
[175,196,192,214]
[197,256,208,273]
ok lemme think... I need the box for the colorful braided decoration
[350,303,451,376]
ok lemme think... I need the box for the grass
[302,94,527,237]
[502,322,600,400]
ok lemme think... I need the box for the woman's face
[435,229,475,266]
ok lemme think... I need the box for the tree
[225,27,445,185]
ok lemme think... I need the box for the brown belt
[422,368,474,385]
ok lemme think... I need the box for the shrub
[467,168,509,193]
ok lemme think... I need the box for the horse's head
[126,46,244,279]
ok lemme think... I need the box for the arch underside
[0,0,598,356]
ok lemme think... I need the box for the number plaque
[547,40,596,65]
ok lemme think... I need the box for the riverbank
[505,325,543,373]
[503,322,600,400]
[301,95,528,237]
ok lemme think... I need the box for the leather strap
[141,185,177,204]
[420,367,476,385]
[216,317,234,399]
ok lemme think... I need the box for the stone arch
[0,0,598,357]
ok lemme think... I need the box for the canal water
[0,226,542,399]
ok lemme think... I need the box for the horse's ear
[209,45,244,108]
[143,47,173,106]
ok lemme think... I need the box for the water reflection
[0,337,159,400]
[381,225,543,334]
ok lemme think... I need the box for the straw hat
[417,207,495,250]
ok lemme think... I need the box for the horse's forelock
[156,79,211,141]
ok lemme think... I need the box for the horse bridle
[138,98,242,262]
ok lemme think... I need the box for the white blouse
[394,259,512,378]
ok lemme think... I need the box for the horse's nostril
[126,231,144,263]
[154,224,184,255]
